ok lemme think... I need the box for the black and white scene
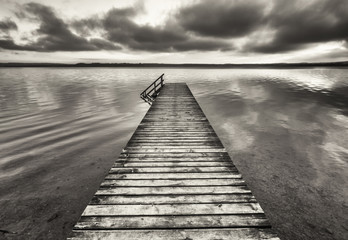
[0,0,347,239]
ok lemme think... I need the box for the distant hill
[0,61,348,68]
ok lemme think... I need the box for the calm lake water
[0,67,347,240]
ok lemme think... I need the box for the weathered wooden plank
[109,166,236,173]
[141,119,209,123]
[132,136,218,139]
[125,145,224,149]
[132,135,218,138]
[128,140,223,145]
[143,116,207,119]
[145,112,202,114]
[150,105,201,107]
[149,107,202,109]
[117,152,229,157]
[145,112,205,115]
[152,100,198,101]
[143,116,207,121]
[136,128,214,131]
[90,194,256,205]
[104,172,242,179]
[130,137,220,141]
[95,186,251,195]
[100,179,245,187]
[123,148,226,153]
[137,125,211,128]
[116,157,231,162]
[128,142,222,146]
[134,132,216,135]
[135,131,215,134]
[74,214,270,230]
[127,143,222,147]
[82,203,264,216]
[70,228,280,240]
[113,162,233,167]
[151,101,199,103]
[139,121,209,124]
[138,124,212,127]
[130,134,218,138]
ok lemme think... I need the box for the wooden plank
[117,153,230,157]
[143,118,208,121]
[137,127,211,130]
[124,146,224,149]
[82,203,264,216]
[90,194,256,205]
[135,129,214,132]
[141,119,209,123]
[70,228,280,240]
[104,172,242,179]
[128,139,220,142]
[133,133,218,137]
[115,158,231,162]
[128,143,223,147]
[129,138,220,141]
[95,186,251,195]
[139,121,210,124]
[122,148,226,153]
[100,179,245,187]
[137,125,212,128]
[112,162,233,167]
[144,111,205,113]
[127,143,223,147]
[109,166,237,173]
[73,214,270,229]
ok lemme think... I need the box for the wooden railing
[140,74,165,104]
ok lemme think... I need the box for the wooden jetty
[69,80,279,239]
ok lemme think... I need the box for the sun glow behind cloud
[0,0,347,63]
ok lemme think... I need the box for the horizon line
[0,61,348,68]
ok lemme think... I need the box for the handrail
[140,74,165,104]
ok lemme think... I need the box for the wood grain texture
[69,83,279,239]
[69,228,279,240]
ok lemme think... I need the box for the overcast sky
[0,0,347,63]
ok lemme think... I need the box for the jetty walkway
[69,82,279,239]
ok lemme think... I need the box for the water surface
[0,67,347,240]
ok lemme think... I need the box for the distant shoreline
[0,61,348,68]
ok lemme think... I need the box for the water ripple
[0,67,347,240]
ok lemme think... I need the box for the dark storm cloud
[0,19,18,33]
[70,17,102,36]
[0,2,120,52]
[177,0,265,37]
[2,0,347,54]
[246,0,348,53]
[0,38,35,51]
[172,39,233,51]
[89,38,121,50]
[69,5,232,52]
[100,6,231,52]
[101,7,184,48]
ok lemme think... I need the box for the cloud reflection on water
[0,67,347,239]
